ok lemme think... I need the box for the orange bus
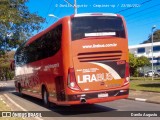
[14,13,129,106]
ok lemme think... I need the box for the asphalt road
[0,80,15,93]
[0,80,160,120]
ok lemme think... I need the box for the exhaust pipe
[80,98,86,104]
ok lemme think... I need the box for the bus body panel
[15,50,63,98]
[71,38,128,92]
[15,18,65,101]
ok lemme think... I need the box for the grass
[130,77,160,92]
[0,97,24,120]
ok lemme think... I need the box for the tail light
[67,68,80,91]
[124,62,130,85]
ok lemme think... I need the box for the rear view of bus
[66,13,129,104]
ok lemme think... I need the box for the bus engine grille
[77,51,122,62]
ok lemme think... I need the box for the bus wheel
[18,83,23,97]
[42,88,50,108]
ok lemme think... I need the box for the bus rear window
[71,16,126,41]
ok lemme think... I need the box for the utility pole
[64,0,77,14]
[151,25,156,81]
[74,0,77,14]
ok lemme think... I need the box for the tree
[137,56,151,76]
[142,30,160,44]
[137,56,151,68]
[0,51,15,80]
[129,53,138,76]
[129,53,151,77]
[0,0,45,55]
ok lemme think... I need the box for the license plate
[98,93,108,98]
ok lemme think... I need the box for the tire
[155,74,159,78]
[18,83,23,97]
[42,88,50,108]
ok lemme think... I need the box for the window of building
[153,46,160,52]
[137,47,145,53]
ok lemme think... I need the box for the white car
[145,70,159,77]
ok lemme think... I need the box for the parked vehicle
[156,69,160,74]
[145,70,160,77]
[138,72,144,77]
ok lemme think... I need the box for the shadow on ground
[11,92,117,117]
[138,83,160,88]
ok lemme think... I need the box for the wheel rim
[43,90,48,105]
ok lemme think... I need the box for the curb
[127,97,160,104]
[146,100,160,104]
[129,89,160,93]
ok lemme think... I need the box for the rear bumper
[54,87,129,105]
[67,89,129,101]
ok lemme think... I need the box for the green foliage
[0,51,15,80]
[0,0,45,54]
[137,56,151,67]
[130,77,160,92]
[129,53,138,76]
[129,53,151,77]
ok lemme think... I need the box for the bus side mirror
[10,60,15,71]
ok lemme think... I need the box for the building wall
[129,42,160,71]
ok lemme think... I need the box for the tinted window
[153,46,160,52]
[157,69,160,72]
[15,41,28,66]
[15,47,27,66]
[71,16,125,40]
[137,48,145,53]
[15,24,62,66]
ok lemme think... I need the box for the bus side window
[45,24,62,57]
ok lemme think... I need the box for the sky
[26,0,160,46]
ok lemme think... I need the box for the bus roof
[73,13,118,17]
[24,13,120,46]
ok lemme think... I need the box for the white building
[129,42,160,69]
